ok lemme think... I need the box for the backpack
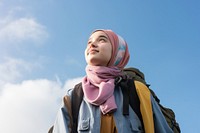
[71,67,181,133]
[123,67,181,133]
[49,67,181,133]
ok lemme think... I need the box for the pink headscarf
[82,29,130,114]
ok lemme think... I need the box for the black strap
[119,79,130,115]
[119,78,143,126]
[129,79,142,122]
[71,82,83,133]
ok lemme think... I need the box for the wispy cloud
[0,57,43,84]
[0,1,49,46]
[0,77,82,133]
[0,17,49,45]
[0,2,50,83]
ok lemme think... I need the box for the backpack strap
[134,80,154,133]
[118,78,142,118]
[71,82,83,133]
[117,78,144,128]
[48,126,53,133]
[117,77,155,132]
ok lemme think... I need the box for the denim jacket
[51,82,173,133]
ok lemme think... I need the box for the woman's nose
[89,41,97,48]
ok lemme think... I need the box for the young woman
[50,29,173,133]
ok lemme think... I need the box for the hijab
[82,29,130,114]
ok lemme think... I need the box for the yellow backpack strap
[134,80,154,133]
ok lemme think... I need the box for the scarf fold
[82,65,122,114]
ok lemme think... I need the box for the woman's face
[85,31,112,66]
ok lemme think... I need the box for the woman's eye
[99,38,106,42]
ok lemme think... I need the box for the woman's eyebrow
[98,35,108,40]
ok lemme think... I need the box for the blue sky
[0,0,199,132]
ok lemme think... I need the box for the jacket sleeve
[151,95,174,133]
[51,89,73,133]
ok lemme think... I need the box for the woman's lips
[88,49,99,55]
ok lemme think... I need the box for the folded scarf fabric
[82,65,122,114]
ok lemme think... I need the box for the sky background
[0,0,199,132]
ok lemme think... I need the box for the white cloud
[0,77,82,133]
[0,2,83,132]
[0,4,50,84]
[0,17,49,45]
[0,57,42,84]
[0,1,49,46]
